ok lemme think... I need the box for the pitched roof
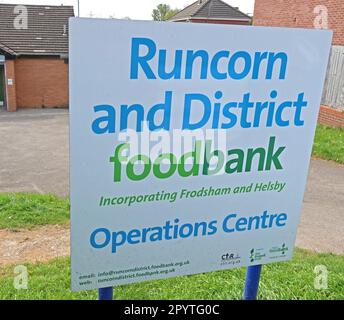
[169,0,251,22]
[0,4,74,57]
[0,42,17,56]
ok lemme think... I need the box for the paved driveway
[0,109,343,254]
[0,109,69,197]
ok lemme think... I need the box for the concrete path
[296,159,344,254]
[0,109,343,258]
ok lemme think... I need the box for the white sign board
[69,18,332,291]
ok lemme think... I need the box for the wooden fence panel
[322,45,344,110]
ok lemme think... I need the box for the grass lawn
[0,249,343,300]
[312,124,344,164]
[0,193,69,229]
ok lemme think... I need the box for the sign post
[243,265,262,300]
[98,287,113,300]
[69,18,332,297]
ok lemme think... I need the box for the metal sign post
[98,287,113,300]
[243,265,262,300]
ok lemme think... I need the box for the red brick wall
[4,59,17,112]
[254,0,344,127]
[253,0,344,45]
[318,105,344,127]
[14,57,69,109]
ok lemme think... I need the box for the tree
[152,4,179,21]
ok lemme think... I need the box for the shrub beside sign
[69,18,332,291]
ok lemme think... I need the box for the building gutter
[169,17,252,22]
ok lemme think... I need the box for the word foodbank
[90,210,288,253]
[110,137,285,182]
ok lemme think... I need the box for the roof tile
[169,0,251,22]
[0,4,74,56]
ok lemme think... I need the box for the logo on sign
[221,252,241,266]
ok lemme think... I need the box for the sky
[0,0,255,19]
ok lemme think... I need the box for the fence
[322,45,344,110]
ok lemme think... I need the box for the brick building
[0,4,74,112]
[169,0,251,25]
[253,0,344,127]
[253,0,344,45]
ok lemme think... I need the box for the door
[0,65,4,108]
